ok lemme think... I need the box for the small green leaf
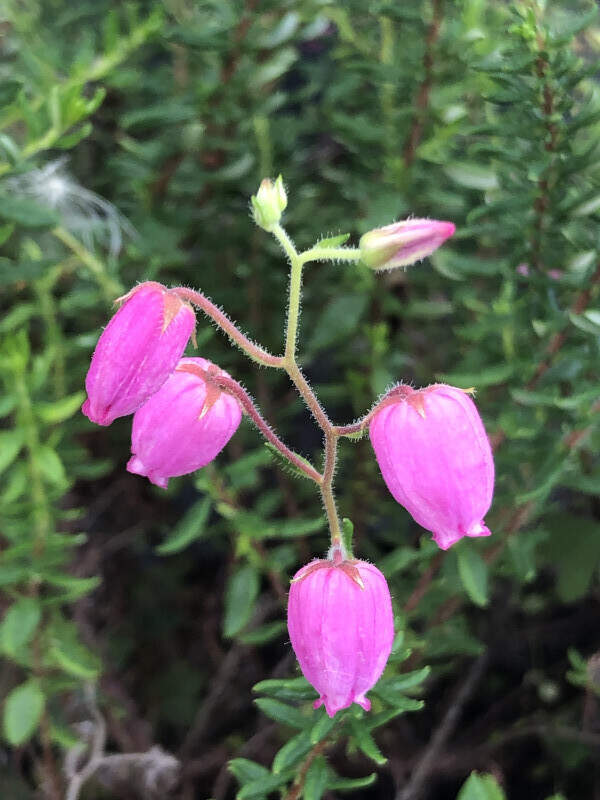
[228,758,270,783]
[272,729,312,773]
[3,680,45,745]
[309,294,368,352]
[456,545,489,607]
[310,710,337,744]
[156,497,211,555]
[341,518,354,557]
[36,446,67,487]
[237,771,291,799]
[316,233,351,249]
[349,719,387,765]
[0,430,24,474]
[253,677,316,702]
[328,773,377,790]
[239,621,286,645]
[0,597,41,657]
[35,392,85,424]
[457,772,506,800]
[304,756,329,800]
[254,698,306,729]
[223,564,260,638]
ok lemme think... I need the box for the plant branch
[176,363,322,485]
[172,286,285,368]
[283,739,331,800]
[52,226,122,300]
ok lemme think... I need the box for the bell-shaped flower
[359,218,455,271]
[287,549,394,717]
[127,357,242,488]
[82,282,195,426]
[369,384,494,550]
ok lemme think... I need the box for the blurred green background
[1,1,600,798]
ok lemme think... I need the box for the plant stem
[177,365,322,485]
[172,286,285,368]
[300,246,362,265]
[272,224,343,544]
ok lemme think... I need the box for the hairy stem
[172,286,285,368]
[272,225,343,544]
[176,363,322,485]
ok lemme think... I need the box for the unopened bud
[251,175,287,231]
[359,218,455,271]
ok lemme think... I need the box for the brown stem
[403,0,444,166]
[283,740,330,800]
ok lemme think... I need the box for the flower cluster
[82,213,493,718]
[82,282,242,486]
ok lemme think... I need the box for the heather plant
[1,1,600,799]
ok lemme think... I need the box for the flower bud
[369,384,494,550]
[251,175,287,231]
[359,218,455,271]
[82,282,195,426]
[287,551,394,717]
[127,357,242,488]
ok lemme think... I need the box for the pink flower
[287,551,394,717]
[359,218,455,271]
[82,282,195,426]
[127,357,242,488]
[369,384,494,550]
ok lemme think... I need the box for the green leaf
[456,545,489,607]
[35,392,85,424]
[156,497,211,555]
[310,710,337,744]
[0,393,16,417]
[341,518,354,557]
[0,430,24,475]
[542,514,600,603]
[316,233,351,249]
[239,621,286,645]
[237,771,292,799]
[0,303,36,332]
[254,698,306,729]
[328,773,377,790]
[308,294,368,352]
[3,680,45,745]
[444,162,498,191]
[376,666,430,693]
[49,636,100,679]
[36,446,67,487]
[272,729,312,773]
[0,597,41,657]
[253,677,316,702]
[304,756,329,800]
[223,564,260,638]
[228,758,270,784]
[457,772,506,800]
[0,195,59,228]
[349,718,387,765]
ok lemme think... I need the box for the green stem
[300,246,362,265]
[272,224,343,544]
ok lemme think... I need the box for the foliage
[0,1,599,798]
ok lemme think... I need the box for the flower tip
[81,398,113,426]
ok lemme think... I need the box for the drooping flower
[127,357,242,488]
[359,218,455,271]
[287,549,394,717]
[369,384,494,550]
[82,282,195,426]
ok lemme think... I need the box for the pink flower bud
[287,552,394,717]
[126,357,242,488]
[82,282,195,426]
[359,218,455,271]
[369,384,494,550]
